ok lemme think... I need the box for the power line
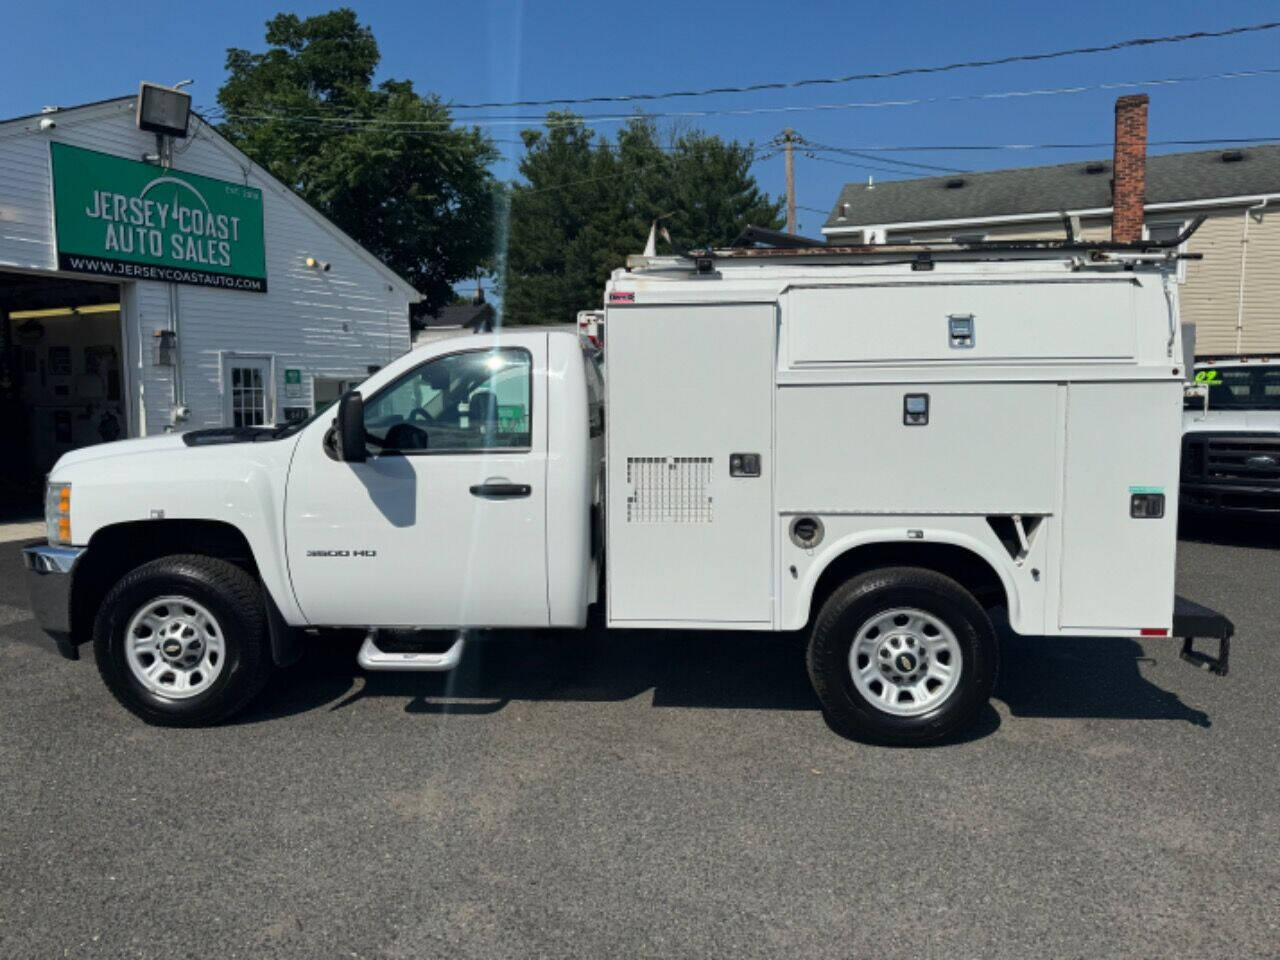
[210,66,1280,130]
[434,21,1280,110]
[797,135,1280,154]
[516,145,771,195]
[802,153,921,178]
[791,138,967,173]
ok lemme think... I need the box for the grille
[1191,434,1280,483]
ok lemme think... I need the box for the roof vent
[944,178,966,189]
[1221,150,1245,163]
[1084,162,1107,175]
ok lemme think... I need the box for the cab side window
[364,348,532,453]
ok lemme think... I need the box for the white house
[0,91,419,514]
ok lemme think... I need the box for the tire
[93,555,274,726]
[807,567,997,746]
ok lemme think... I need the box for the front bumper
[21,542,86,660]
[1180,483,1280,515]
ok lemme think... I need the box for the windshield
[1187,367,1280,411]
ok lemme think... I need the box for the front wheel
[807,567,998,745]
[93,555,274,726]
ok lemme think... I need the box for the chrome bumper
[21,542,86,660]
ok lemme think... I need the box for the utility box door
[1058,382,1182,630]
[606,303,775,624]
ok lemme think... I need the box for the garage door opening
[1,272,124,519]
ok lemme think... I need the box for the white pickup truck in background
[1181,357,1280,516]
[23,233,1233,744]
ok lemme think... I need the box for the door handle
[470,482,532,499]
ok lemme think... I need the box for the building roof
[823,144,1280,232]
[421,301,495,330]
[0,94,134,127]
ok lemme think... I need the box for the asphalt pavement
[1,520,1277,959]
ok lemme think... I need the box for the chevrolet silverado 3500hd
[23,233,1233,744]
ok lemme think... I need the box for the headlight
[46,482,71,546]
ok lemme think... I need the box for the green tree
[502,114,782,324]
[217,9,498,317]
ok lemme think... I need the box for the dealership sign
[50,143,267,292]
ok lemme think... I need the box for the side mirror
[335,390,366,463]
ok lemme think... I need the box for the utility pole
[783,128,796,235]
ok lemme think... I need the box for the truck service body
[23,234,1233,743]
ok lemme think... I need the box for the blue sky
[5,1,1278,240]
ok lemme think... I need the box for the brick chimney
[1111,94,1148,244]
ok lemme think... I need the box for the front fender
[59,437,304,625]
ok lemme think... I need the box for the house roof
[823,143,1280,232]
[421,302,495,330]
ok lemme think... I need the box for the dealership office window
[226,358,273,427]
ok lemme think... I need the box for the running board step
[357,631,466,672]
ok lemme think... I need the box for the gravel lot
[1,520,1277,959]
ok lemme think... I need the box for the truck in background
[1182,357,1280,516]
[23,230,1232,744]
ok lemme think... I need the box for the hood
[1183,409,1280,434]
[51,433,189,473]
[49,425,292,477]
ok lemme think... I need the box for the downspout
[167,283,184,428]
[1236,197,1269,355]
[135,308,147,437]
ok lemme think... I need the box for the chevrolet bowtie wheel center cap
[125,597,226,700]
[849,609,964,718]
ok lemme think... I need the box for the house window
[224,357,273,427]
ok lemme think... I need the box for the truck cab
[24,329,603,722]
[286,331,600,629]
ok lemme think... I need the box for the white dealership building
[0,89,419,515]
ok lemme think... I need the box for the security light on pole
[136,82,192,138]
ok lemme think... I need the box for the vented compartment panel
[625,456,714,523]
[605,303,775,624]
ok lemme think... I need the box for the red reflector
[1140,628,1169,636]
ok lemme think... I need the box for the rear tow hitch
[1172,595,1234,677]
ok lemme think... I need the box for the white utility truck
[23,229,1233,744]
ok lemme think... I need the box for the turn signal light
[46,482,71,546]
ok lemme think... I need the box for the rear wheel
[93,555,274,726]
[807,567,998,745]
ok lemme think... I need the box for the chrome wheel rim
[848,607,962,717]
[124,596,226,700]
